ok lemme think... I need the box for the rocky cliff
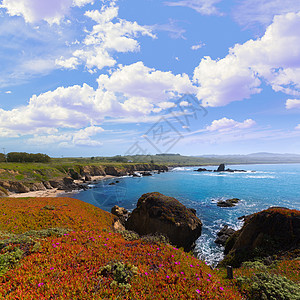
[221,207,300,267]
[0,164,168,195]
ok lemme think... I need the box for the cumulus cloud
[286,99,300,109]
[57,3,156,71]
[206,118,256,132]
[0,0,94,24]
[233,0,300,28]
[27,126,103,147]
[0,61,195,142]
[193,11,300,107]
[98,61,196,104]
[165,0,222,16]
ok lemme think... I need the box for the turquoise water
[72,164,300,265]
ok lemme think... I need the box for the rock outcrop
[0,163,169,196]
[216,164,225,172]
[125,192,202,252]
[194,168,212,172]
[214,164,247,173]
[111,205,130,226]
[215,225,236,246]
[221,207,300,267]
[217,198,240,207]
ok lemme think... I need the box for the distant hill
[199,152,300,164]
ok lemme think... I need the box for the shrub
[98,261,138,290]
[118,230,140,241]
[237,272,300,300]
[0,247,23,276]
[241,260,267,270]
[7,152,51,163]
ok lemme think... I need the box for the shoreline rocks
[215,225,236,246]
[220,207,300,267]
[0,163,168,196]
[111,205,130,226]
[125,192,202,252]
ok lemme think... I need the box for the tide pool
[72,164,300,265]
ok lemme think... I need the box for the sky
[0,0,300,157]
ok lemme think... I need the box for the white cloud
[27,126,103,147]
[286,99,300,109]
[191,42,205,50]
[233,0,300,28]
[5,91,12,94]
[165,0,222,16]
[57,3,156,71]
[0,61,196,142]
[55,56,80,69]
[73,0,94,7]
[0,0,95,24]
[296,124,300,130]
[193,11,300,107]
[206,118,256,132]
[98,61,196,104]
[1,0,73,24]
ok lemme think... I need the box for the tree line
[0,152,51,163]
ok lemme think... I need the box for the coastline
[8,175,116,198]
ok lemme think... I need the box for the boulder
[125,192,202,252]
[111,205,130,226]
[29,182,47,191]
[43,181,52,189]
[221,207,300,267]
[215,225,235,246]
[9,182,30,193]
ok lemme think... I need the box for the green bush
[0,247,24,276]
[7,152,51,163]
[98,261,138,290]
[242,260,267,270]
[118,230,140,241]
[237,272,300,300]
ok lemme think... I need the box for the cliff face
[125,192,202,252]
[221,207,300,267]
[0,164,168,195]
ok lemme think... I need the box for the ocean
[71,164,300,266]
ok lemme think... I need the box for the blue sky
[0,0,300,157]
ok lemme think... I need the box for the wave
[245,175,276,179]
[171,167,192,171]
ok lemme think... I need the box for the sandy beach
[8,175,116,198]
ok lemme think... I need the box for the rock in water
[217,198,240,207]
[125,192,202,252]
[215,225,236,246]
[221,207,300,267]
[216,164,225,172]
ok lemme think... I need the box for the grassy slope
[0,197,242,299]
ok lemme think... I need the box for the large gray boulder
[125,192,202,252]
